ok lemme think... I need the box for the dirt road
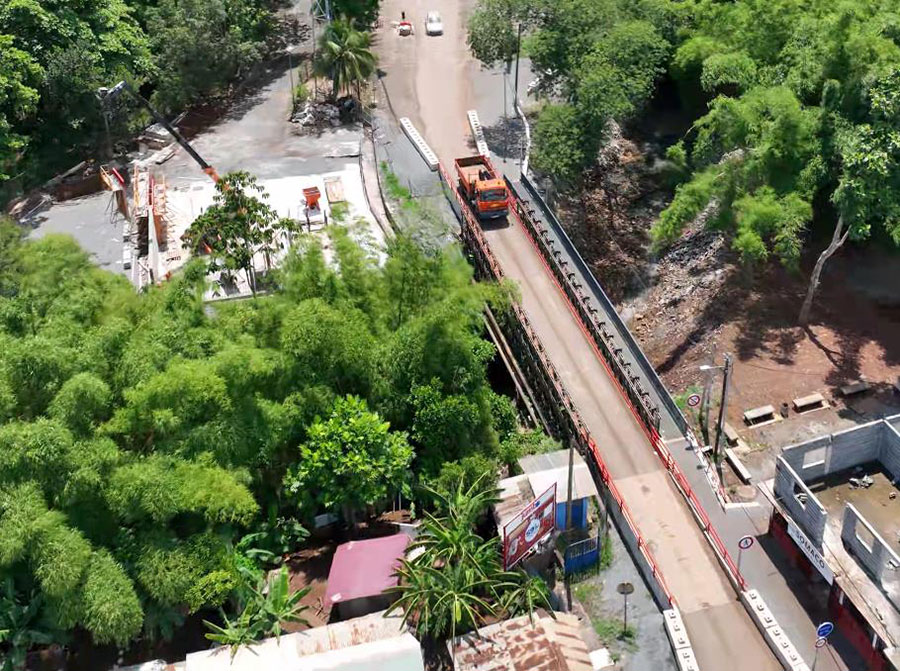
[374,3,782,669]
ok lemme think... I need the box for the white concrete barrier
[765,626,806,670]
[398,117,438,171]
[674,647,700,671]
[662,608,692,650]
[467,110,490,157]
[742,589,778,630]
[741,589,807,671]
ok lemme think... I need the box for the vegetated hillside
[0,0,380,197]
[0,217,543,663]
[471,0,900,318]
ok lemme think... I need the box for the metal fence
[564,534,601,575]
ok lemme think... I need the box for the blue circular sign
[816,622,834,639]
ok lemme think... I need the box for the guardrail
[517,173,695,440]
[503,177,748,592]
[438,163,675,609]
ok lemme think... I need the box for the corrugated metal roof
[450,612,593,671]
[526,464,598,505]
[494,474,534,532]
[518,450,574,474]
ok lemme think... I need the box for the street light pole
[713,353,733,463]
[513,22,523,109]
[288,48,296,107]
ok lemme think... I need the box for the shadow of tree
[655,248,900,400]
[482,117,525,160]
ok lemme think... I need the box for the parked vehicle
[455,154,509,220]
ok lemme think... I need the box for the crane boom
[102,81,220,182]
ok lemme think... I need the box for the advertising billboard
[503,484,557,569]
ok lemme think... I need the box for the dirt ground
[559,123,900,485]
[284,510,413,630]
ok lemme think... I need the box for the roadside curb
[359,130,396,240]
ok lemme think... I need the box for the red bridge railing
[440,164,677,605]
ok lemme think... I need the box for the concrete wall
[773,457,828,546]
[781,420,884,481]
[841,504,900,587]
[880,421,900,482]
[831,421,884,472]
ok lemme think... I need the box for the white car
[425,11,443,36]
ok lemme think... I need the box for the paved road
[375,1,782,669]
[20,0,357,275]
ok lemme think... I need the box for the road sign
[503,483,556,569]
[816,622,834,639]
[738,535,755,550]
[687,394,701,407]
[815,637,827,649]
[617,582,634,595]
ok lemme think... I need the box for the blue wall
[556,497,588,530]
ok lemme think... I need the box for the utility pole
[713,353,733,463]
[513,23,523,109]
[564,439,575,611]
[288,48,296,107]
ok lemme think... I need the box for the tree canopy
[0,0,280,191]
[469,0,900,317]
[0,214,524,658]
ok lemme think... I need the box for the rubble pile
[291,101,341,129]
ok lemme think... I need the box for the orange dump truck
[455,155,509,220]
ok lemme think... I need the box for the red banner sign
[503,484,557,569]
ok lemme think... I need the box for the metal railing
[502,176,747,592]
[438,163,676,607]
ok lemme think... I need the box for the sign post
[617,582,634,636]
[812,622,833,671]
[502,484,557,570]
[737,535,754,575]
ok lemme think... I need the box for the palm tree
[386,477,551,642]
[314,17,376,101]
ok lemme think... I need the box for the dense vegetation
[0,215,541,662]
[0,0,382,197]
[0,0,286,190]
[388,477,551,641]
[469,0,900,317]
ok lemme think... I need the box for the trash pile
[291,101,341,129]
[849,474,874,489]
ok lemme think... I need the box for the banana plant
[0,580,59,671]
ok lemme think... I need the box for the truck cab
[455,155,509,220]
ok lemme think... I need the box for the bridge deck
[480,217,781,671]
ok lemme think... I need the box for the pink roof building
[325,534,410,621]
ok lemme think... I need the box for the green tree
[283,395,413,517]
[314,17,376,101]
[146,0,273,113]
[0,37,41,182]
[48,373,111,436]
[531,104,588,184]
[330,0,380,28]
[182,171,292,295]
